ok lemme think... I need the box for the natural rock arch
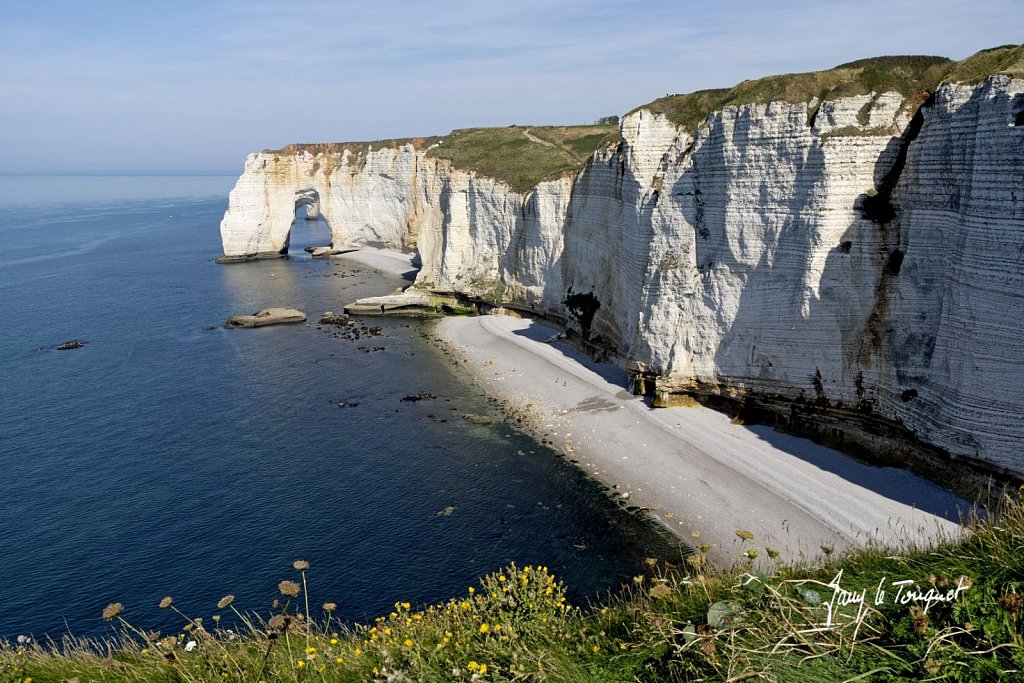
[282,188,328,253]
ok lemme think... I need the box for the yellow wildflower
[305,647,317,654]
[296,660,305,669]
[354,648,362,656]
[479,623,490,634]
[404,638,413,647]
[468,661,479,671]
[592,645,600,653]
[336,657,344,664]
[402,602,410,609]
[479,664,488,675]
[468,586,475,594]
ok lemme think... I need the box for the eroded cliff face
[219,76,1024,478]
[219,143,430,256]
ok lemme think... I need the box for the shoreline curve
[432,313,970,569]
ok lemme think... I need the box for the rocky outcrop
[219,142,436,258]
[225,308,307,328]
[219,75,1024,480]
[343,292,476,317]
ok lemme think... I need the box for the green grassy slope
[641,55,952,131]
[942,44,1024,83]
[264,127,616,194]
[639,44,1023,132]
[423,125,616,193]
[4,497,1022,681]
[268,138,443,157]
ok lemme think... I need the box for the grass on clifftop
[266,126,615,195]
[268,139,444,157]
[4,495,1023,682]
[641,55,952,131]
[942,44,1024,84]
[424,125,616,194]
[641,44,1024,132]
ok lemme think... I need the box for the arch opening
[281,188,332,255]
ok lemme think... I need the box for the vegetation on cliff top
[942,44,1024,84]
[267,138,444,158]
[640,55,952,131]
[3,496,1023,682]
[266,126,615,195]
[640,44,1023,132]
[424,125,616,194]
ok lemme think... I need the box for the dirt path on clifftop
[434,315,970,569]
[522,128,577,161]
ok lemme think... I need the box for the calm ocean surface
[0,175,683,640]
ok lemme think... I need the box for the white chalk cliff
[220,76,1024,480]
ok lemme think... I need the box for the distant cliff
[220,47,1024,482]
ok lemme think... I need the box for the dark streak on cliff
[853,93,934,371]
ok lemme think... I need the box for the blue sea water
[0,175,683,641]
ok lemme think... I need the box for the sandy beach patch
[335,248,418,279]
[434,314,970,568]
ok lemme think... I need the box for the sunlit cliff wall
[220,76,1024,478]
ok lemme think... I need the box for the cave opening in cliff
[283,188,331,255]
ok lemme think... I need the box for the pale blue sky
[1,0,1021,173]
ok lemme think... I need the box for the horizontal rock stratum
[219,46,1024,482]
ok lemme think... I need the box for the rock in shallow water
[225,307,306,328]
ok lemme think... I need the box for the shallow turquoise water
[0,175,684,640]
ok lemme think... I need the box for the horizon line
[0,171,239,177]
